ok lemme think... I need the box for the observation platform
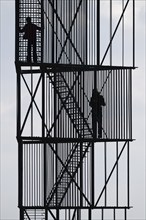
[16,62,136,73]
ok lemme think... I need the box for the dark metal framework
[15,0,136,219]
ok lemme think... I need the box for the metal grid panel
[17,0,42,62]
[43,0,88,64]
[22,143,44,206]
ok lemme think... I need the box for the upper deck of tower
[15,0,135,67]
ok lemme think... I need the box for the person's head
[26,17,31,23]
[92,88,99,95]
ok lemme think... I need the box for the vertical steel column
[133,0,135,67]
[104,142,107,206]
[85,0,88,65]
[45,209,48,220]
[15,0,19,62]
[17,70,23,210]
[42,71,46,208]
[97,0,100,65]
[41,0,44,63]
[122,0,125,66]
[113,209,116,220]
[31,71,33,136]
[91,143,94,206]
[80,142,83,206]
[125,208,127,220]
[16,68,21,143]
[56,209,59,220]
[52,0,55,63]
[93,70,97,137]
[116,142,119,207]
[101,209,104,220]
[127,141,130,207]
[54,71,58,206]
[77,209,81,220]
[88,209,92,220]
[80,72,83,206]
[129,70,132,138]
[18,141,23,211]
[110,0,112,65]
[20,209,24,220]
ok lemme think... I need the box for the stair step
[59,91,68,94]
[59,182,68,186]
[68,114,80,117]
[71,155,80,158]
[73,117,83,120]
[71,113,82,116]
[65,101,74,104]
[55,79,63,82]
[68,166,77,170]
[56,85,65,89]
[67,107,76,110]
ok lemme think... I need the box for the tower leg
[77,209,81,220]
[88,209,92,220]
[45,209,48,220]
[19,209,24,220]
[56,209,59,220]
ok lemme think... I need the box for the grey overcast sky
[0,0,145,220]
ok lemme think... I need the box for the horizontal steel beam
[21,206,133,210]
[15,62,136,73]
[19,137,135,144]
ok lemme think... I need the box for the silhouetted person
[20,17,41,62]
[90,88,106,138]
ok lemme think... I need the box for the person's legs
[92,111,97,138]
[27,41,31,62]
[97,110,102,138]
[33,40,37,62]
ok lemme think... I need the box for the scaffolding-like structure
[15,0,136,219]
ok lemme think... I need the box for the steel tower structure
[15,0,136,219]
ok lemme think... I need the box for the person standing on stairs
[90,88,106,138]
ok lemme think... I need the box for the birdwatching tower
[15,0,136,219]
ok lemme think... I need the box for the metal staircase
[47,71,92,138]
[46,142,91,206]
[46,70,92,206]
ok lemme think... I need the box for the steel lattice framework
[15,0,136,219]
